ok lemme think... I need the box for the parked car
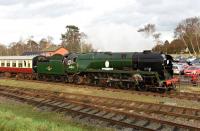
[190,58,200,65]
[173,64,184,74]
[184,66,200,76]
[187,56,196,62]
[174,56,184,62]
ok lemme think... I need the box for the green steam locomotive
[33,51,176,92]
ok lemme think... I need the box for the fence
[174,74,200,92]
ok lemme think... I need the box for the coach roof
[0,55,37,60]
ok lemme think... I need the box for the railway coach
[0,55,37,79]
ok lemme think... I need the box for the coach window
[1,62,5,67]
[7,61,10,67]
[18,63,23,68]
[28,62,31,68]
[29,61,32,68]
[24,61,26,67]
[12,62,16,67]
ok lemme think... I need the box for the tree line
[0,25,94,56]
[139,17,200,56]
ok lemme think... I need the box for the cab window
[73,58,77,62]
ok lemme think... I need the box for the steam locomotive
[34,50,175,92]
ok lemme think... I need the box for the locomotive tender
[0,51,176,92]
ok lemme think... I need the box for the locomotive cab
[63,53,78,73]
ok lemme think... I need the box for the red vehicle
[184,66,200,77]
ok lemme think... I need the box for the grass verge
[0,98,110,131]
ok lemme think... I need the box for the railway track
[0,85,199,130]
[2,77,200,103]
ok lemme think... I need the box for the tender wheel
[51,76,56,81]
[36,74,43,81]
[43,75,49,81]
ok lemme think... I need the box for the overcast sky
[0,0,200,51]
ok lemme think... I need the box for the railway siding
[1,79,200,109]
[0,85,199,130]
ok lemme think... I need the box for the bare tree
[0,44,7,55]
[174,17,200,56]
[194,21,200,54]
[174,24,192,56]
[153,33,161,43]
[138,24,156,37]
[138,23,162,48]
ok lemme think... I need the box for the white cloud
[86,23,153,52]
[0,0,199,52]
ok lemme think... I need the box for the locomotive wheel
[137,83,148,91]
[68,76,74,83]
[122,82,132,90]
[73,75,84,84]
[157,88,166,93]
[85,77,91,85]
[99,79,107,87]
[60,76,65,83]
[63,77,68,83]
[106,82,113,87]
[120,82,131,89]
[93,80,99,85]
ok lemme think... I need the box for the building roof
[42,46,65,52]
[22,51,41,56]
